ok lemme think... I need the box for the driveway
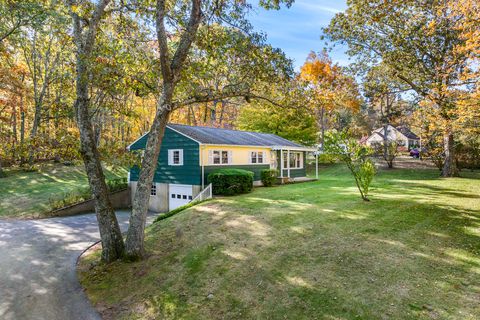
[0,211,153,320]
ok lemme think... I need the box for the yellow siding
[200,145,273,166]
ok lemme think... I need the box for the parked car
[409,148,420,158]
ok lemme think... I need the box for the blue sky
[248,0,349,70]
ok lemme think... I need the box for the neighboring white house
[365,125,420,149]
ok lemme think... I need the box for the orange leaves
[299,50,361,113]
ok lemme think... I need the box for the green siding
[204,165,270,182]
[281,168,306,178]
[129,128,201,185]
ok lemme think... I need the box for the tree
[0,0,49,44]
[19,14,66,164]
[68,0,125,263]
[236,99,317,146]
[324,0,477,177]
[299,51,361,150]
[324,130,376,201]
[124,0,295,260]
[363,64,408,168]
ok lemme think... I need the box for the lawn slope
[79,166,480,319]
[0,163,126,218]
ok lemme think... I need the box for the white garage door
[169,184,193,211]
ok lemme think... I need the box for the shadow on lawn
[132,189,480,319]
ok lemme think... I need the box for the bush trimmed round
[208,168,254,196]
[260,169,278,187]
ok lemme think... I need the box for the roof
[396,126,420,140]
[167,124,306,148]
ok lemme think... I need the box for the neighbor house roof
[396,126,420,140]
[168,124,305,148]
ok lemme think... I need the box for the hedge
[260,169,278,187]
[208,168,254,195]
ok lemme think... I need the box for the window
[250,151,265,164]
[282,152,303,169]
[150,184,157,196]
[168,149,183,166]
[209,150,231,165]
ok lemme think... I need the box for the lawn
[0,163,127,218]
[79,165,480,320]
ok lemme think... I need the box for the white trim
[271,145,316,152]
[126,132,148,151]
[168,149,183,166]
[166,125,203,145]
[249,151,266,164]
[287,149,290,178]
[208,149,232,165]
[200,143,315,151]
[280,148,284,178]
[283,151,303,170]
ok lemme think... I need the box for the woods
[0,0,478,264]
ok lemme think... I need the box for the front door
[169,184,193,211]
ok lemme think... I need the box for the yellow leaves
[70,4,79,14]
[299,51,361,114]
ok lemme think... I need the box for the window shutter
[179,149,184,165]
[167,150,173,165]
[228,151,232,164]
[208,150,213,165]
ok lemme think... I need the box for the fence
[192,183,213,203]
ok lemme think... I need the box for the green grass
[78,165,480,319]
[0,163,127,218]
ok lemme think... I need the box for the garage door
[169,184,193,211]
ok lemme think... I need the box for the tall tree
[299,50,361,150]
[363,64,408,168]
[324,0,477,176]
[68,0,125,262]
[124,0,294,260]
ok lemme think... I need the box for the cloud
[294,0,343,14]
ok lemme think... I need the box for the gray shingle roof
[396,126,420,140]
[168,124,304,148]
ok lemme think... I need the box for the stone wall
[49,189,131,217]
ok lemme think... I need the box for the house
[365,125,420,149]
[127,124,317,212]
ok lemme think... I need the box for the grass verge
[0,162,126,219]
[78,165,480,319]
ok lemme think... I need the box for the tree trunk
[125,86,173,260]
[383,124,393,168]
[441,129,458,177]
[27,100,42,164]
[70,0,124,263]
[76,100,125,262]
[20,111,25,164]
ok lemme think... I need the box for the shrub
[208,168,254,195]
[106,177,128,193]
[260,169,277,187]
[22,165,39,173]
[324,130,377,201]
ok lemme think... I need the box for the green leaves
[324,130,376,201]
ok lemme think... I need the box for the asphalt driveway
[0,211,152,320]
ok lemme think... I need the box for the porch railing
[191,183,213,203]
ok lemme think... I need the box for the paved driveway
[0,211,152,320]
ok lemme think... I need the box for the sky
[248,0,349,70]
